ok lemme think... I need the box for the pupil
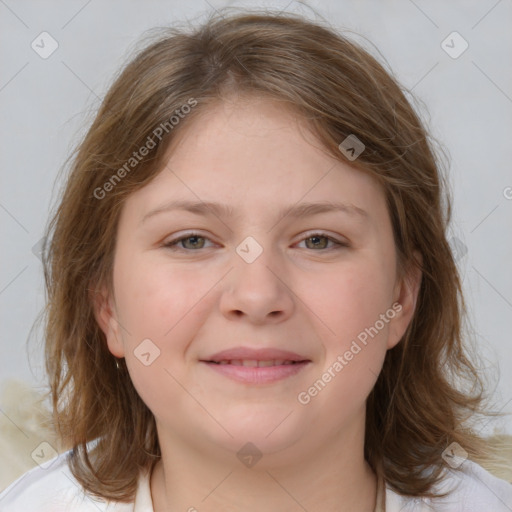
[186,236,202,248]
[308,236,327,249]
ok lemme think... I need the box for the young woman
[1,9,511,512]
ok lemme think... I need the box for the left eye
[297,233,347,250]
[163,232,347,251]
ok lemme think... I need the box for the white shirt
[1,449,511,511]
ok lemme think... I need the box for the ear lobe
[387,251,423,350]
[90,285,125,358]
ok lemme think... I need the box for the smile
[202,359,311,384]
[209,359,303,367]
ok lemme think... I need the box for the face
[95,96,420,466]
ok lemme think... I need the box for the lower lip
[202,361,310,384]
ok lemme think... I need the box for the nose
[219,243,295,325]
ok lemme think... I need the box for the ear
[90,284,125,358]
[387,250,423,350]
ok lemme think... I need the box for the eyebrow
[140,199,368,226]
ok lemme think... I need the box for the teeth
[213,359,299,367]
[258,360,277,367]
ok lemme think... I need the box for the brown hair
[40,8,501,502]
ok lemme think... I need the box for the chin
[203,405,308,463]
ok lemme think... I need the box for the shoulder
[386,459,512,511]
[0,450,134,512]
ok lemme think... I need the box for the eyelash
[163,232,349,252]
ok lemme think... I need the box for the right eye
[163,233,216,251]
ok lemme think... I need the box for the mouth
[200,347,311,384]
[208,359,305,367]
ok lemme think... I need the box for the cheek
[305,255,395,344]
[114,257,209,342]
[113,256,220,409]
[114,259,209,415]
[303,255,395,409]
[296,262,392,427]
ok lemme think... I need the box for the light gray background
[1,0,511,436]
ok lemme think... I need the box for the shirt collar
[133,467,154,512]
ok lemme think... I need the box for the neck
[150,418,377,512]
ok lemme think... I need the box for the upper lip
[202,347,310,363]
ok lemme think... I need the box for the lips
[212,359,301,367]
[201,347,311,384]
[203,347,309,364]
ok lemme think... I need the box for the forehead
[121,96,388,230]
[165,94,318,160]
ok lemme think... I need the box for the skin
[94,95,422,511]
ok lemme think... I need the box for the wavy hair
[40,9,502,501]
